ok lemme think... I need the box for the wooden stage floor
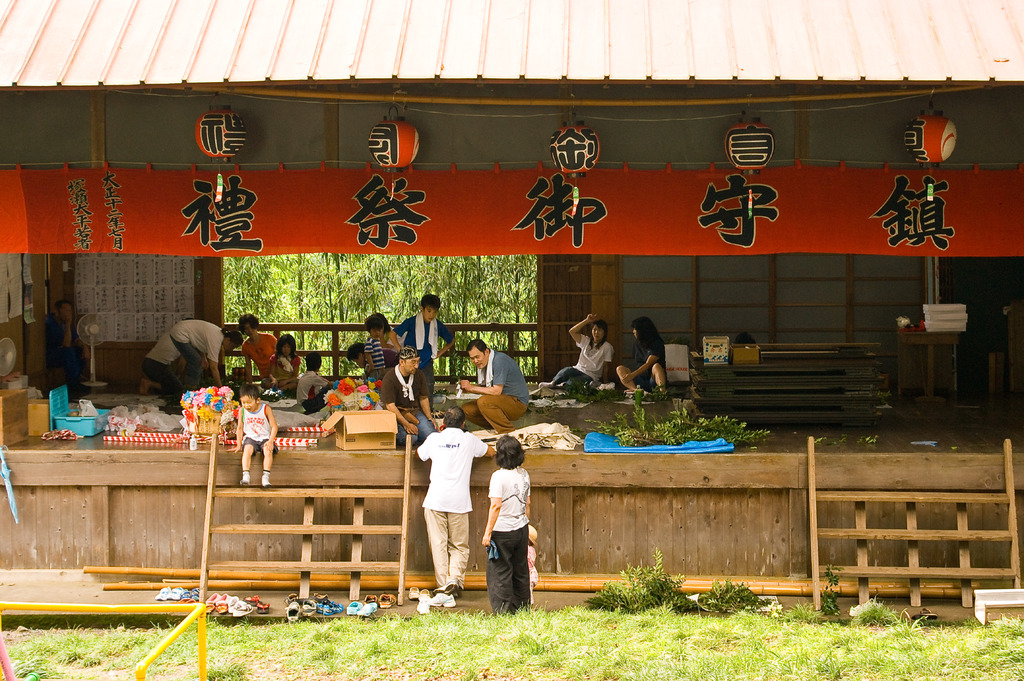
[77,387,1024,455]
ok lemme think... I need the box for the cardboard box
[27,398,50,436]
[732,345,761,365]
[0,388,28,445]
[702,336,730,365]
[322,409,398,450]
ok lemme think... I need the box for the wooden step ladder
[197,437,412,606]
[809,437,1021,609]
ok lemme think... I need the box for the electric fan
[0,337,16,377]
[76,313,108,388]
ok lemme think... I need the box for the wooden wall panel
[2,448,1021,582]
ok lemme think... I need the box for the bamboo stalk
[99,575,967,599]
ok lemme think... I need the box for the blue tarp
[583,432,735,453]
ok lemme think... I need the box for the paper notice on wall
[22,255,34,323]
[74,254,194,342]
[6,254,21,318]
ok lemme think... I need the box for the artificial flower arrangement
[324,377,381,411]
[181,386,239,433]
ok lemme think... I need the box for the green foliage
[821,564,842,615]
[858,434,878,446]
[850,598,901,627]
[562,380,621,403]
[586,550,696,614]
[696,580,763,613]
[592,394,770,447]
[782,603,824,623]
[223,254,539,376]
[207,661,250,681]
[10,609,1024,681]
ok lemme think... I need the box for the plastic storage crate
[49,384,110,436]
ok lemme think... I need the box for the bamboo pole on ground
[97,574,968,599]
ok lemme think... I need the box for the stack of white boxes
[923,304,967,332]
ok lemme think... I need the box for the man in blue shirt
[458,338,530,434]
[45,299,89,396]
[389,294,455,399]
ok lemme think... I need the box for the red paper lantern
[725,120,774,171]
[195,109,246,158]
[549,124,600,174]
[905,113,957,164]
[368,119,420,169]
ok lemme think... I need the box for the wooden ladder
[809,437,1021,609]
[198,438,412,606]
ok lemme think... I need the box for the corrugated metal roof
[2,0,1024,88]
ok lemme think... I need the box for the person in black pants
[481,435,532,614]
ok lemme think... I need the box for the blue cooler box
[49,384,110,436]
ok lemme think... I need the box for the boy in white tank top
[233,383,278,487]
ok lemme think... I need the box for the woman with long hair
[615,316,667,393]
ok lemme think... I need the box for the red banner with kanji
[2,165,1023,256]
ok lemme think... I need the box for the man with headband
[381,345,437,448]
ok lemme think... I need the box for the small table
[897,331,960,402]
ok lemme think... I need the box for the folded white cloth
[476,349,495,386]
[414,312,440,359]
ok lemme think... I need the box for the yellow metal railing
[0,602,206,681]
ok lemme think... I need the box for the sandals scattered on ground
[156,589,398,620]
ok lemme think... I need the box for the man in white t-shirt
[417,405,495,602]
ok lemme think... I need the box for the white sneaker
[538,382,554,389]
[428,592,456,608]
[598,382,615,391]
[416,594,431,614]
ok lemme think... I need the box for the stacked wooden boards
[692,343,882,426]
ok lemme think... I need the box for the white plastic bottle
[189,433,198,450]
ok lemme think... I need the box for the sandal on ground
[357,602,378,617]
[911,608,938,621]
[378,594,396,609]
[256,601,270,615]
[155,587,172,601]
[286,600,301,622]
[230,600,254,617]
[363,594,377,604]
[313,592,331,602]
[408,587,420,600]
[301,599,318,617]
[346,601,362,616]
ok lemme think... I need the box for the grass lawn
[5,606,1024,681]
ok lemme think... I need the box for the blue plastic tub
[48,384,110,436]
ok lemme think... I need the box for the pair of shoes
[161,587,187,601]
[285,597,301,622]
[428,592,456,608]
[244,595,270,614]
[357,601,378,617]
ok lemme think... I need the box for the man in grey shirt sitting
[458,338,530,434]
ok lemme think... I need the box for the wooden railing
[225,322,539,383]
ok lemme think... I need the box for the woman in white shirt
[481,435,532,613]
[541,314,614,390]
